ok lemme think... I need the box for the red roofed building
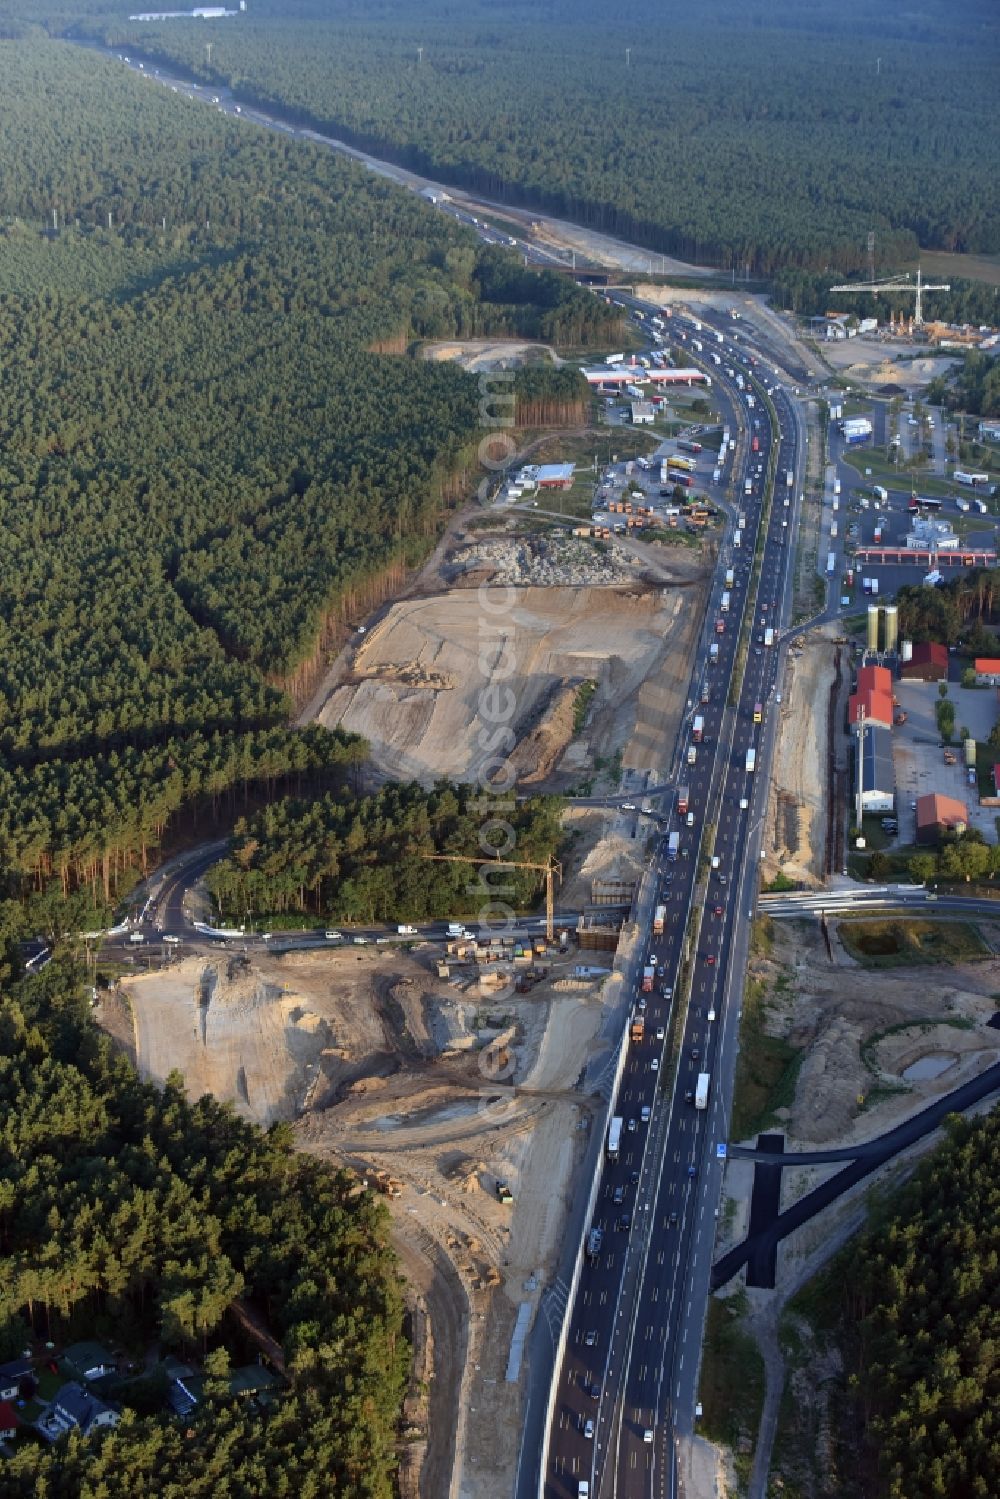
[900,642,948,681]
[857,664,892,694]
[974,658,1000,685]
[915,793,969,843]
[849,688,893,730]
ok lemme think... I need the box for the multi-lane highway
[538,307,806,1499]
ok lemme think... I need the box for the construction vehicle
[495,1180,513,1204]
[369,1170,403,1199]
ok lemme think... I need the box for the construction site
[101,482,712,1499]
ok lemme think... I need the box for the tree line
[0,958,407,1496]
[206,780,565,923]
[0,35,614,901]
[895,572,1000,649]
[43,0,1000,274]
[831,1110,1000,1497]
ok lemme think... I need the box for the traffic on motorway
[543,304,803,1499]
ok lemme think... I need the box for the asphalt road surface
[537,304,806,1499]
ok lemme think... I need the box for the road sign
[716,1143,727,1159]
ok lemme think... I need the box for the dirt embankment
[764,628,842,886]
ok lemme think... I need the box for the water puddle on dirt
[901,1052,957,1082]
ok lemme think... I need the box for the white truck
[725,567,735,588]
[720,590,731,613]
[695,1073,710,1110]
[446,922,465,937]
[397,924,417,936]
[746,747,756,773]
[764,626,774,647]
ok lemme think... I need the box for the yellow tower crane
[419,852,563,942]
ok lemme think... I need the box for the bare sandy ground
[765,631,837,885]
[316,584,693,788]
[421,338,562,372]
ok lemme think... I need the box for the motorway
[538,306,807,1499]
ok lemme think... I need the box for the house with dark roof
[0,1357,33,1402]
[859,725,895,812]
[62,1341,115,1383]
[37,1382,119,1442]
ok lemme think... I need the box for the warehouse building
[535,463,576,490]
[629,402,655,425]
[859,725,895,812]
[915,793,969,842]
[899,642,948,682]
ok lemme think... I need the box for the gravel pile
[450,534,635,587]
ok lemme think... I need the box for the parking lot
[891,679,1000,842]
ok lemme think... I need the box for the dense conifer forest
[833,1111,1000,1497]
[206,780,565,922]
[0,35,611,903]
[24,0,1000,275]
[0,959,407,1495]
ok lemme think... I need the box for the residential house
[0,1357,33,1402]
[38,1382,119,1442]
[62,1341,115,1383]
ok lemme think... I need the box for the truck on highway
[607,1117,623,1160]
[751,435,759,453]
[397,924,417,935]
[715,617,725,634]
[720,590,730,613]
[831,521,839,538]
[695,1073,710,1110]
[744,477,752,496]
[746,747,757,773]
[709,642,720,663]
[687,745,698,767]
[667,831,680,861]
[786,470,793,488]
[764,626,774,646]
[677,785,689,815]
[955,496,970,513]
[677,439,703,455]
[701,682,710,703]
[725,567,735,588]
[753,701,763,724]
[693,715,705,742]
[630,1012,646,1043]
[642,965,655,993]
[833,477,841,497]
[826,552,836,574]
[653,904,666,935]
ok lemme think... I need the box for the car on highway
[644,1428,654,1443]
[651,1058,659,1072]
[687,1164,698,1178]
[613,1185,625,1204]
[627,1117,637,1132]
[637,995,647,1012]
[325,930,343,941]
[584,1329,598,1347]
[668,1210,678,1226]
[616,1213,632,1231]
[640,1105,651,1123]
[630,1170,640,1186]
[583,1418,595,1440]
[656,1026,665,1041]
[705,954,716,965]
[691,1047,701,1061]
[714,905,723,916]
[684,1088,694,1104]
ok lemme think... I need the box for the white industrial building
[905,517,959,550]
[630,402,655,425]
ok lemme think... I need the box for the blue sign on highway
[716,1143,727,1159]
